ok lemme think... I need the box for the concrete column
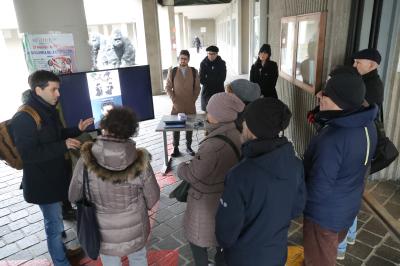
[142,0,163,95]
[178,13,185,50]
[241,0,250,74]
[259,0,268,45]
[167,6,178,64]
[13,0,91,71]
[184,16,190,49]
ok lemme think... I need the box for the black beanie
[206,45,219,53]
[324,66,366,110]
[259,44,271,56]
[244,98,292,139]
[353,48,381,64]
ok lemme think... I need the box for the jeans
[338,217,357,253]
[100,246,147,266]
[39,202,70,266]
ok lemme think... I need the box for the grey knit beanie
[207,92,245,123]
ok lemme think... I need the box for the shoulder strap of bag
[212,134,240,160]
[18,105,41,130]
[82,166,92,201]
[171,67,178,88]
[191,67,197,92]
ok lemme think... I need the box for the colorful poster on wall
[22,33,77,74]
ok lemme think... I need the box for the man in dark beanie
[250,44,279,98]
[199,45,227,111]
[353,48,384,116]
[303,66,378,265]
[215,98,306,266]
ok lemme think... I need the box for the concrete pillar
[167,6,178,64]
[178,13,185,50]
[184,16,190,49]
[259,0,268,45]
[142,0,163,95]
[13,0,91,71]
[241,0,250,74]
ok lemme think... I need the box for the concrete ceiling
[174,3,229,19]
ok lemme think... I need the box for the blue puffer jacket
[303,105,378,232]
[216,138,306,266]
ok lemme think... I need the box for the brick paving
[1,70,400,265]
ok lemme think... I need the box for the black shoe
[171,147,181,157]
[186,147,195,156]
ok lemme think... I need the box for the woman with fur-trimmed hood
[69,107,160,265]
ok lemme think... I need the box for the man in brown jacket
[165,49,201,157]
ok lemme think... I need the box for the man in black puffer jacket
[10,70,93,266]
[199,45,227,111]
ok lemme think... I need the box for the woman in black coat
[250,44,279,98]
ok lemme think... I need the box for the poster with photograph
[22,33,78,74]
[86,70,123,128]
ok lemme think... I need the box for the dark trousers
[189,243,226,266]
[173,131,193,148]
[303,218,348,266]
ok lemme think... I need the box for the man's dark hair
[100,107,138,139]
[179,50,190,59]
[28,70,60,91]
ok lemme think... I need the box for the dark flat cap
[353,48,381,64]
[206,45,219,53]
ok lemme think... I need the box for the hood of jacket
[81,136,151,183]
[323,105,378,128]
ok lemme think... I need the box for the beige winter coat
[165,66,201,115]
[69,136,160,257]
[177,122,241,247]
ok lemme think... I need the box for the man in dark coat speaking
[10,70,93,266]
[199,45,227,111]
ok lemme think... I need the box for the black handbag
[169,134,240,202]
[76,166,101,259]
[370,120,399,174]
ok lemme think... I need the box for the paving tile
[288,220,300,235]
[0,215,10,227]
[27,241,48,257]
[0,243,19,259]
[35,229,47,241]
[178,243,193,261]
[5,249,34,261]
[172,229,188,244]
[167,202,187,215]
[16,235,40,250]
[0,225,11,237]
[9,202,32,212]
[362,217,388,237]
[9,209,29,222]
[337,253,363,266]
[0,196,24,208]
[154,208,175,223]
[154,235,184,250]
[26,212,43,224]
[356,229,383,247]
[165,213,184,231]
[357,210,372,223]
[151,223,175,239]
[371,181,398,197]
[0,240,5,248]
[365,255,397,266]
[26,205,40,215]
[21,221,44,236]
[8,218,29,231]
[287,231,303,246]
[3,230,25,244]
[375,245,400,264]
[384,236,400,251]
[389,189,400,205]
[383,202,400,219]
[347,241,373,260]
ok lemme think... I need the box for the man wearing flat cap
[199,45,227,111]
[302,66,378,266]
[353,48,384,118]
[215,98,306,266]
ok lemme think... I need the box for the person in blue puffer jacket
[303,66,378,266]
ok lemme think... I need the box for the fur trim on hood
[81,141,152,183]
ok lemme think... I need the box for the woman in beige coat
[69,107,160,266]
[178,92,245,265]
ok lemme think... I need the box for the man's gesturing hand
[78,118,94,131]
[65,138,81,150]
